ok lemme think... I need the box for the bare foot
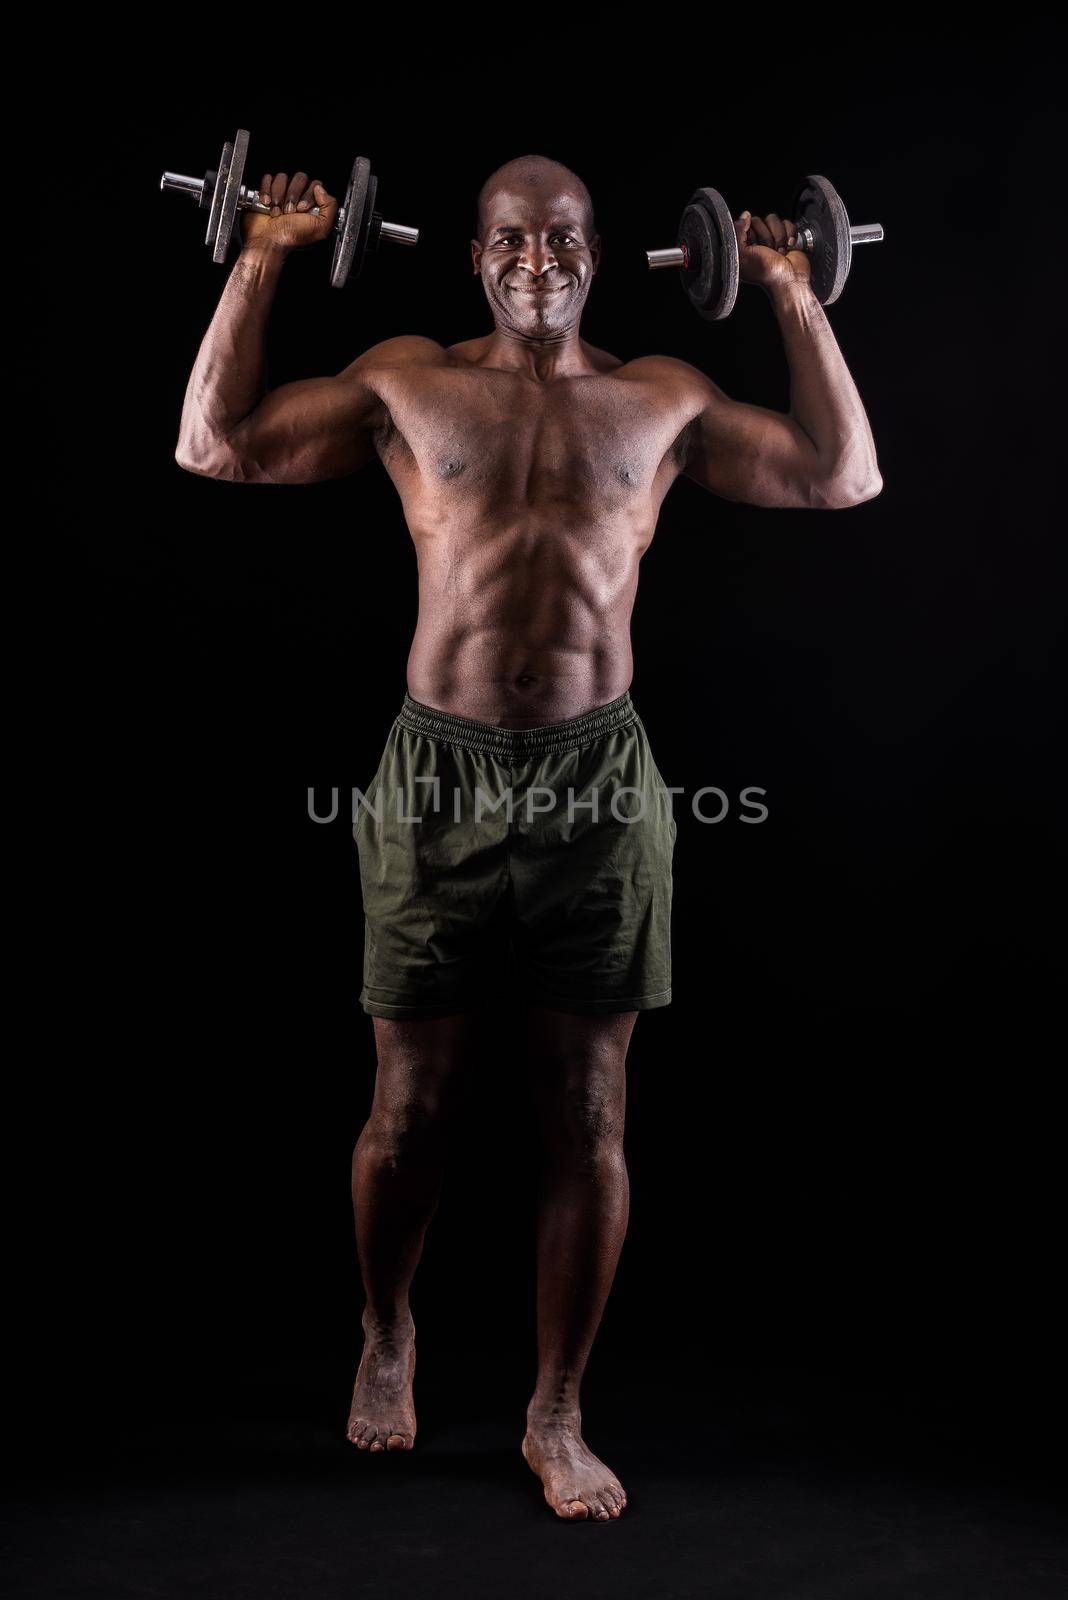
[346,1312,416,1452]
[522,1411,626,1520]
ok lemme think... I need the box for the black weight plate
[679,202,715,313]
[792,174,850,305]
[205,138,232,252]
[353,175,377,274]
[679,186,738,322]
[331,156,371,289]
[212,127,249,263]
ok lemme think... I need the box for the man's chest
[374,369,687,502]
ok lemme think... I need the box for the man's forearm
[767,277,882,502]
[176,245,287,471]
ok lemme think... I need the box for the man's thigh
[355,724,510,1020]
[511,718,676,1014]
[368,1013,480,1119]
[524,1007,637,1135]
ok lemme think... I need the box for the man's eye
[552,235,577,247]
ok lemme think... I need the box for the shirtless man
[176,153,881,1521]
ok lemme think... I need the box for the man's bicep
[227,360,384,485]
[227,334,441,485]
[683,386,820,508]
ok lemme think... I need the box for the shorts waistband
[396,691,638,758]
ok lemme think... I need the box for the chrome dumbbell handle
[647,219,883,269]
[159,171,209,201]
[377,221,419,247]
[160,171,272,214]
[160,171,419,246]
[332,206,418,245]
[647,245,689,269]
[793,220,884,251]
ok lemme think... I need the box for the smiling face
[471,157,600,341]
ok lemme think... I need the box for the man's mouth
[506,283,568,295]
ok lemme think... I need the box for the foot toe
[560,1498,588,1519]
[386,1433,409,1451]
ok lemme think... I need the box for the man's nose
[518,245,558,276]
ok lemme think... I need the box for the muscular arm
[679,276,883,511]
[175,239,429,486]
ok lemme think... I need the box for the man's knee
[358,1023,468,1168]
[543,1067,626,1168]
[358,1097,443,1170]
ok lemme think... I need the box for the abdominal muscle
[404,513,647,728]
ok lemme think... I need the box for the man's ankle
[527,1392,581,1428]
[361,1308,415,1343]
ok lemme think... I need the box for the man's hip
[353,690,676,1018]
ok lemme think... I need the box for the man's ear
[471,239,482,275]
[590,234,603,274]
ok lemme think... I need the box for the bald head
[475,154,597,242]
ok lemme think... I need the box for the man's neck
[479,326,594,382]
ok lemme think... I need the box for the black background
[26,16,1065,1597]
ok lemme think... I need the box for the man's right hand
[241,172,338,255]
[734,210,811,294]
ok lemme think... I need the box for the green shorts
[353,690,677,1019]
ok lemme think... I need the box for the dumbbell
[646,174,884,319]
[160,128,419,288]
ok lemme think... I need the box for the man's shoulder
[358,334,504,371]
[571,345,712,392]
[355,335,452,371]
[614,353,713,390]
